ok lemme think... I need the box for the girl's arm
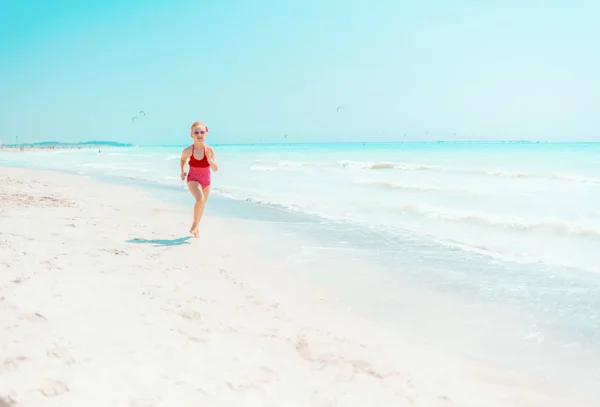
[207,146,219,172]
[180,148,191,179]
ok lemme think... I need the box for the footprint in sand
[177,329,209,345]
[38,380,69,397]
[225,369,276,393]
[178,309,203,321]
[130,398,158,407]
[18,312,47,322]
[141,291,155,300]
[294,335,398,380]
[1,356,28,374]
[46,345,76,366]
[100,248,128,256]
[0,395,16,407]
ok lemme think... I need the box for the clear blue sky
[1,0,598,145]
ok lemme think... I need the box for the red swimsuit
[187,145,211,188]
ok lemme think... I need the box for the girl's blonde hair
[190,121,209,132]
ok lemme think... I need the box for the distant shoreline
[0,141,132,151]
[1,140,598,151]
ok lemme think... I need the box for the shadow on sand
[126,236,192,247]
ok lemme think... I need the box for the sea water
[2,142,600,396]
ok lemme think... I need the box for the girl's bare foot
[190,223,199,238]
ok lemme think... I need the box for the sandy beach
[0,166,594,407]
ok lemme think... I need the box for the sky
[1,0,599,145]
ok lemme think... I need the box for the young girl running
[180,121,219,237]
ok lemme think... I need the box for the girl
[180,121,219,237]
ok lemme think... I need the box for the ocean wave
[476,170,600,184]
[352,162,600,184]
[215,184,600,240]
[106,153,149,157]
[212,187,351,222]
[252,159,441,171]
[76,162,155,173]
[214,188,310,213]
[164,155,180,160]
[339,160,441,171]
[389,204,600,239]
[480,170,541,179]
[551,173,600,184]
[431,237,600,274]
[352,177,460,193]
[79,162,116,169]
[254,160,328,168]
[250,165,302,172]
[250,160,329,171]
[251,159,600,184]
[206,185,600,273]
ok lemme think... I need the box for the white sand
[0,166,594,407]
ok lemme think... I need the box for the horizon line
[3,140,599,147]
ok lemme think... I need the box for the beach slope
[0,167,591,406]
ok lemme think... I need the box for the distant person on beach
[180,121,219,237]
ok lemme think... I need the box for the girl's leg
[202,185,211,202]
[195,185,211,234]
[186,181,205,237]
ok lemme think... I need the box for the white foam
[352,177,466,193]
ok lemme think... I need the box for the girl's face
[191,125,208,143]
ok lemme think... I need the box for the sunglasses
[193,130,206,135]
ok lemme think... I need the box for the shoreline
[3,141,600,149]
[0,146,124,152]
[0,166,595,406]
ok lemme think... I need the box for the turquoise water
[3,142,600,395]
[5,142,599,272]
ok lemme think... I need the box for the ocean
[2,142,600,396]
